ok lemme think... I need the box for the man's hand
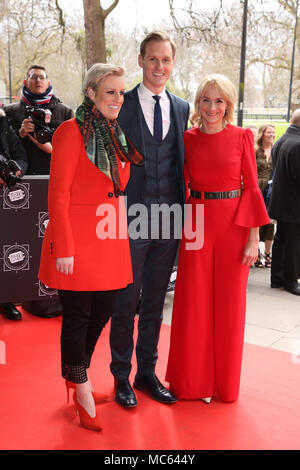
[19,118,52,153]
[0,170,21,187]
[19,118,35,138]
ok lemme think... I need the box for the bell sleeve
[233,128,270,228]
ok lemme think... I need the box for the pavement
[162,250,300,357]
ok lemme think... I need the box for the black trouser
[58,289,115,383]
[271,221,300,284]
[109,236,179,380]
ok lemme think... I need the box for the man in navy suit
[110,31,190,407]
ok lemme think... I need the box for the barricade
[0,176,58,303]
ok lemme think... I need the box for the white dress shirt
[137,82,171,140]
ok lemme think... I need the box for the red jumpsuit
[165,124,269,402]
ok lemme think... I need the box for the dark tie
[153,95,163,142]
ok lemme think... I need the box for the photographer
[0,107,28,320]
[5,64,73,175]
[5,64,73,319]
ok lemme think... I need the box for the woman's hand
[56,256,74,275]
[242,227,259,266]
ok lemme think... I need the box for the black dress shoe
[284,281,300,296]
[0,303,22,320]
[115,379,137,408]
[133,374,177,404]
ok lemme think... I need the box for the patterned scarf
[75,97,143,197]
[21,84,54,108]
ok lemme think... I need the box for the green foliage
[166,81,186,99]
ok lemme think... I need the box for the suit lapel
[121,86,147,157]
[167,91,185,172]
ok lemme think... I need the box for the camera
[24,106,54,144]
[0,154,21,188]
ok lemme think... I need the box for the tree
[0,0,67,97]
[82,0,120,68]
[168,0,300,111]
[167,1,243,102]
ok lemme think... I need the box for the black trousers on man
[271,221,300,285]
[110,236,179,380]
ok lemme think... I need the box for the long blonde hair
[255,124,275,159]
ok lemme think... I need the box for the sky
[60,0,173,30]
[59,0,240,33]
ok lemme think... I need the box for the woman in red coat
[165,74,269,403]
[39,63,143,431]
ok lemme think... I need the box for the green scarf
[75,97,143,197]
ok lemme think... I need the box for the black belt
[190,189,241,200]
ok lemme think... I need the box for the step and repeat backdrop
[0,176,58,303]
[0,176,177,305]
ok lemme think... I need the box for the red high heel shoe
[65,380,109,404]
[73,391,103,432]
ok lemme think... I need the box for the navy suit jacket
[118,85,190,208]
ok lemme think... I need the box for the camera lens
[36,129,52,144]
[6,174,21,189]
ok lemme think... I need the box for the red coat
[38,118,133,291]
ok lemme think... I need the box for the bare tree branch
[102,0,120,19]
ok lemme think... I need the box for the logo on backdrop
[38,281,58,297]
[1,182,30,210]
[38,212,49,238]
[2,243,30,272]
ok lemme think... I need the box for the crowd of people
[1,30,300,432]
[247,120,300,297]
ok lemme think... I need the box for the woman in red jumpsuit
[165,74,269,403]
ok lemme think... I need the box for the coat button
[108,192,113,198]
[119,191,125,196]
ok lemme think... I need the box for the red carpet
[0,309,300,450]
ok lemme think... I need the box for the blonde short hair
[82,63,125,97]
[192,74,237,127]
